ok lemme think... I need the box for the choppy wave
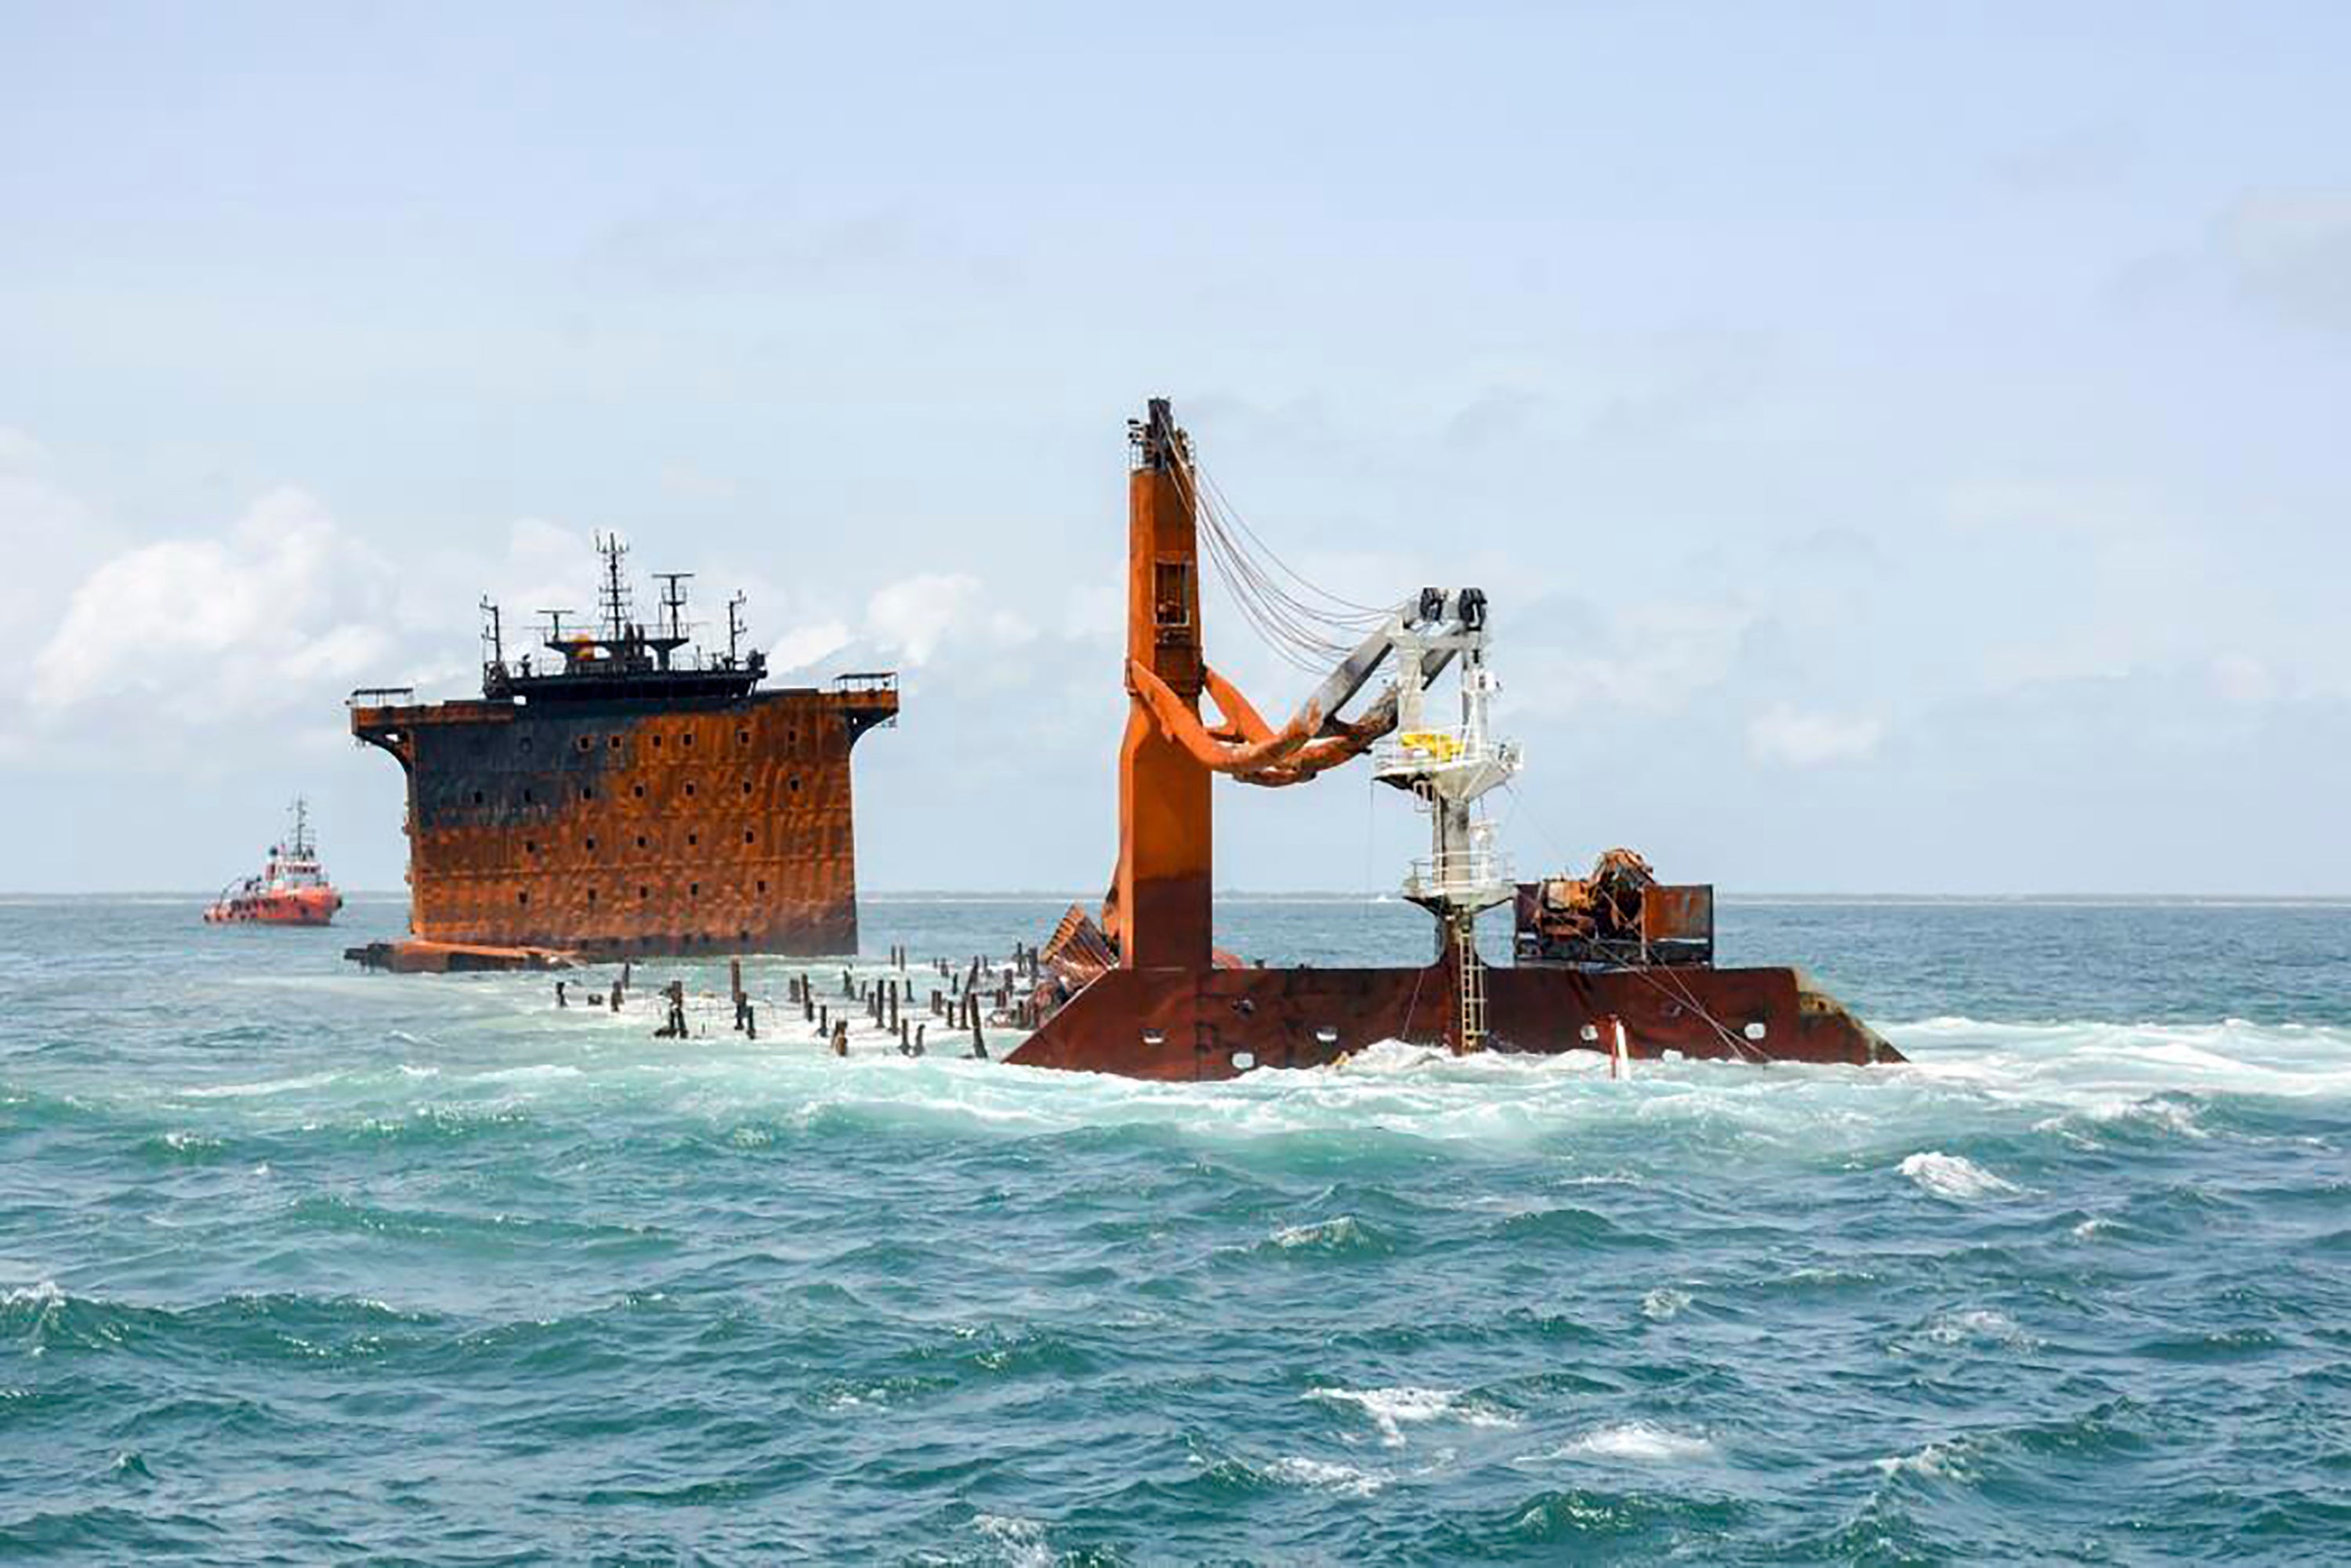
[5,898,2348,1561]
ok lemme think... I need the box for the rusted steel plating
[349,537,897,961]
[1009,399,1900,1079]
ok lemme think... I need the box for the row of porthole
[523,827,763,853]
[516,878,773,907]
[542,727,797,754]
[469,777,802,807]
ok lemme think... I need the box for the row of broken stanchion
[549,942,1050,1060]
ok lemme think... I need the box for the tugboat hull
[203,889,342,926]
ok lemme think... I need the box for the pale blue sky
[3,2,2346,893]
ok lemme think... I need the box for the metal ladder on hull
[1452,914,1487,1054]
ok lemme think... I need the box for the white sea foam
[1640,1287,1691,1321]
[1266,1454,1387,1496]
[1270,1216,1368,1250]
[1917,1308,2034,1349]
[1306,1385,1515,1447]
[208,979,2351,1168]
[1900,1151,2017,1200]
[1874,1438,1975,1481]
[1551,1421,1715,1462]
[2,1280,64,1308]
[180,1070,346,1100]
[972,1513,1054,1568]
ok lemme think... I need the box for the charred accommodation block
[350,535,896,958]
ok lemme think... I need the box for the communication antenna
[592,531,633,644]
[479,596,504,667]
[727,591,748,664]
[653,572,694,642]
[540,608,576,645]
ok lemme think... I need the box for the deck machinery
[1009,400,1897,1079]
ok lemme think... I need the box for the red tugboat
[204,798,345,926]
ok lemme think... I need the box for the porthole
[687,832,698,847]
[683,781,696,798]
[585,835,596,851]
[737,729,750,745]
[788,777,800,795]
[744,830,755,844]
[632,783,645,798]
[608,735,621,751]
[577,736,592,752]
[517,891,530,907]
[472,789,484,805]
[652,734,662,749]
[580,785,593,802]
[682,733,694,748]
[636,835,647,849]
[756,879,767,894]
[690,882,700,898]
[522,788,534,804]
[639,886,649,900]
[585,888,597,906]
[525,840,536,854]
[741,780,752,796]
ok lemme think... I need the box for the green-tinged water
[2,895,2347,1563]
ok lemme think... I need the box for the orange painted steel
[203,885,342,925]
[351,681,895,958]
[1114,404,1214,972]
[1008,398,1900,1080]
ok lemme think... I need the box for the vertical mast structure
[1117,398,1212,969]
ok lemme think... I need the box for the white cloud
[1507,601,1755,719]
[766,619,853,673]
[864,572,981,665]
[30,487,399,718]
[1746,703,1885,768]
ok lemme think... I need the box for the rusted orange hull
[1007,961,1899,1080]
[351,683,894,958]
[344,940,576,973]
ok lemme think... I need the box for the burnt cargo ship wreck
[347,536,895,972]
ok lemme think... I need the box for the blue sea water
[2,894,2347,1563]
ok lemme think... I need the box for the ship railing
[1402,847,1516,906]
[1371,726,1507,780]
[832,671,897,695]
[348,686,418,710]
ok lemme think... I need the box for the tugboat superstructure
[205,798,344,926]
